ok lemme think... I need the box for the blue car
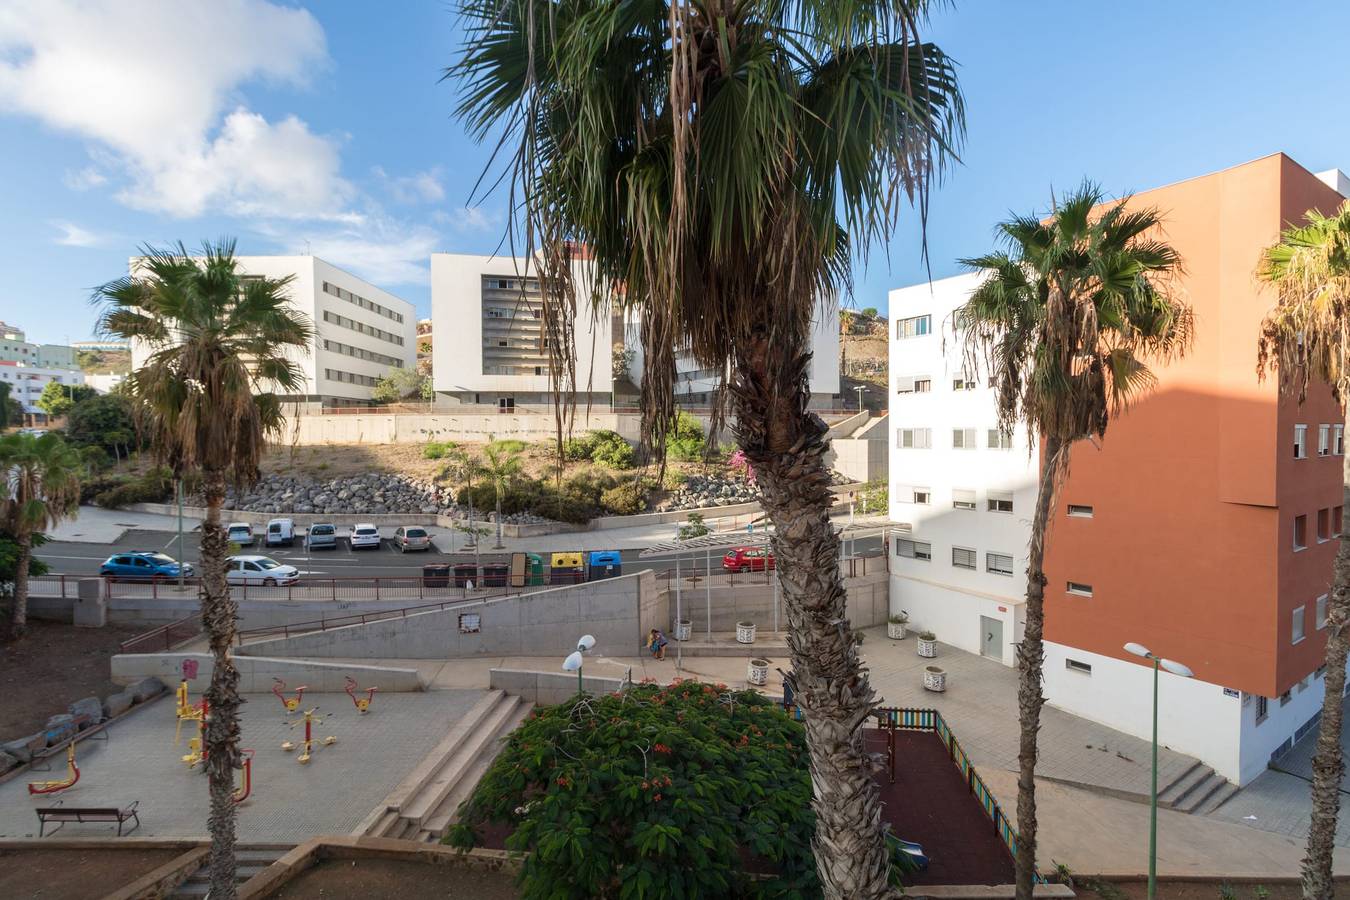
[100,551,194,582]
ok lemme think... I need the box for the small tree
[370,368,430,404]
[65,393,139,463]
[35,382,96,418]
[677,512,711,541]
[0,382,13,428]
[611,343,635,383]
[481,438,526,549]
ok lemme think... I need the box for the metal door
[980,616,1002,659]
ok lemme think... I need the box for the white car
[348,523,381,551]
[227,522,256,547]
[225,555,299,586]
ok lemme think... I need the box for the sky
[1,0,1349,344]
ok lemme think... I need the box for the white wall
[1235,658,1346,785]
[890,572,1023,666]
[85,373,128,394]
[0,363,86,412]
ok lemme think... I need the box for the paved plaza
[0,689,486,842]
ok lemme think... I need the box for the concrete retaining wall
[110,653,423,692]
[489,668,627,705]
[237,572,657,660]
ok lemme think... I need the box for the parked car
[348,523,381,551]
[227,522,256,547]
[303,523,338,551]
[100,551,194,582]
[392,525,432,553]
[225,555,299,586]
[265,518,296,547]
[722,546,775,573]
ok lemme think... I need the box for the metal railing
[654,553,886,586]
[64,572,595,603]
[119,613,202,654]
[234,590,520,644]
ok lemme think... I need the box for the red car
[722,546,775,573]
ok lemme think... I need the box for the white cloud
[51,221,104,247]
[270,215,441,286]
[0,0,346,219]
[63,166,106,191]
[374,166,446,204]
[432,205,501,234]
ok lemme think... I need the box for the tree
[959,184,1191,897]
[481,438,526,549]
[861,306,879,319]
[611,343,636,383]
[1256,204,1350,900]
[35,382,96,418]
[64,393,139,463]
[0,382,13,428]
[441,446,483,561]
[370,367,431,404]
[452,5,962,894]
[0,432,82,637]
[93,240,312,899]
[0,531,50,605]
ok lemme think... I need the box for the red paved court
[866,728,1017,886]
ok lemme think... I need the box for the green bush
[587,430,634,468]
[562,434,595,461]
[447,683,919,898]
[91,467,173,509]
[600,479,649,516]
[423,440,457,460]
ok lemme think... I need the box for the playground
[0,686,487,843]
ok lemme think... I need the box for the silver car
[225,555,299,586]
[304,523,338,551]
[392,526,433,552]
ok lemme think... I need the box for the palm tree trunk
[10,530,32,638]
[733,349,891,900]
[1301,429,1350,900]
[1015,435,1063,899]
[200,467,243,899]
[494,489,504,549]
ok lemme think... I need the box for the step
[353,690,509,836]
[1175,773,1232,814]
[1156,760,1210,807]
[1196,781,1240,815]
[401,695,523,826]
[419,701,535,840]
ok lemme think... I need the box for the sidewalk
[48,505,202,543]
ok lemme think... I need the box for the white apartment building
[0,322,79,370]
[130,256,416,408]
[0,361,87,416]
[888,272,1033,666]
[85,373,128,394]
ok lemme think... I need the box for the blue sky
[1,0,1348,344]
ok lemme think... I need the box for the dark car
[100,551,194,582]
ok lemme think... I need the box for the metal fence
[234,594,486,644]
[119,613,202,654]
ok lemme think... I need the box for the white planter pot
[917,638,937,658]
[747,658,769,686]
[923,665,947,692]
[736,621,757,644]
[887,621,907,640]
[675,620,692,642]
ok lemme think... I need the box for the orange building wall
[1043,154,1344,698]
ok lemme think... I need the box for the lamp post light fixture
[563,634,597,694]
[1123,641,1194,900]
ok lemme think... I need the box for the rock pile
[661,474,761,512]
[0,677,166,776]
[198,473,467,517]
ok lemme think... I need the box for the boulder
[103,690,135,719]
[0,734,40,763]
[0,750,18,774]
[67,696,105,728]
[44,713,77,746]
[129,676,167,703]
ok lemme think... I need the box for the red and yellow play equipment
[28,744,80,795]
[272,678,308,713]
[233,748,254,804]
[281,707,336,765]
[175,679,209,749]
[344,676,378,714]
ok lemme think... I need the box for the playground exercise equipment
[174,679,209,748]
[281,708,336,764]
[28,745,80,795]
[344,675,379,713]
[233,749,254,804]
[272,678,308,714]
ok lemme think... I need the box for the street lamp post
[1123,642,1194,900]
[562,634,597,694]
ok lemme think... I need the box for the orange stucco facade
[1043,154,1345,699]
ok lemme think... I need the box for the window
[895,315,932,339]
[896,376,932,394]
[1336,425,1345,455]
[1317,665,1327,679]
[1066,581,1094,597]
[913,378,932,393]
[952,489,977,511]
[1318,508,1331,542]
[1255,695,1269,724]
[1335,506,1344,537]
[952,374,976,391]
[1319,424,1331,456]
[952,428,976,449]
[1292,606,1306,644]
[896,539,932,560]
[988,429,1013,449]
[897,428,932,449]
[909,487,931,505]
[1067,504,1094,518]
[1280,689,1293,707]
[987,552,1014,576]
[952,547,977,570]
[1295,424,1308,459]
[1317,594,1329,629]
[459,612,482,634]
[1294,514,1308,551]
[987,490,1014,513]
[1065,659,1092,675]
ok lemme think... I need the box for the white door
[980,616,1003,659]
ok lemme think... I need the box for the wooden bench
[35,800,140,837]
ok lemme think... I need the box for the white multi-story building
[0,361,87,417]
[888,272,1032,666]
[85,373,129,394]
[130,256,416,408]
[0,322,79,370]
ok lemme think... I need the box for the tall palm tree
[451,2,963,895]
[1257,204,1350,900]
[959,184,1192,898]
[0,432,83,638]
[94,241,312,900]
[481,438,526,549]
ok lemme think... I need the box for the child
[648,628,669,661]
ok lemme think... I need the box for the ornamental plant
[447,682,917,898]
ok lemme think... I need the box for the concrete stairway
[356,689,531,844]
[168,845,290,898]
[1157,760,1240,815]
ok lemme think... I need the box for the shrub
[587,430,634,468]
[677,511,711,540]
[92,467,173,509]
[446,683,919,898]
[562,434,596,461]
[600,479,649,516]
[423,440,457,460]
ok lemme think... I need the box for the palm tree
[1256,204,1350,900]
[442,446,483,563]
[481,438,526,549]
[451,2,963,895]
[959,184,1191,896]
[0,432,83,638]
[94,241,312,900]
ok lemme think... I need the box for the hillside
[77,349,132,375]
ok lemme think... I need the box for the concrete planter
[923,665,947,692]
[674,620,692,642]
[887,621,907,640]
[736,621,757,644]
[917,636,937,658]
[747,658,769,686]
